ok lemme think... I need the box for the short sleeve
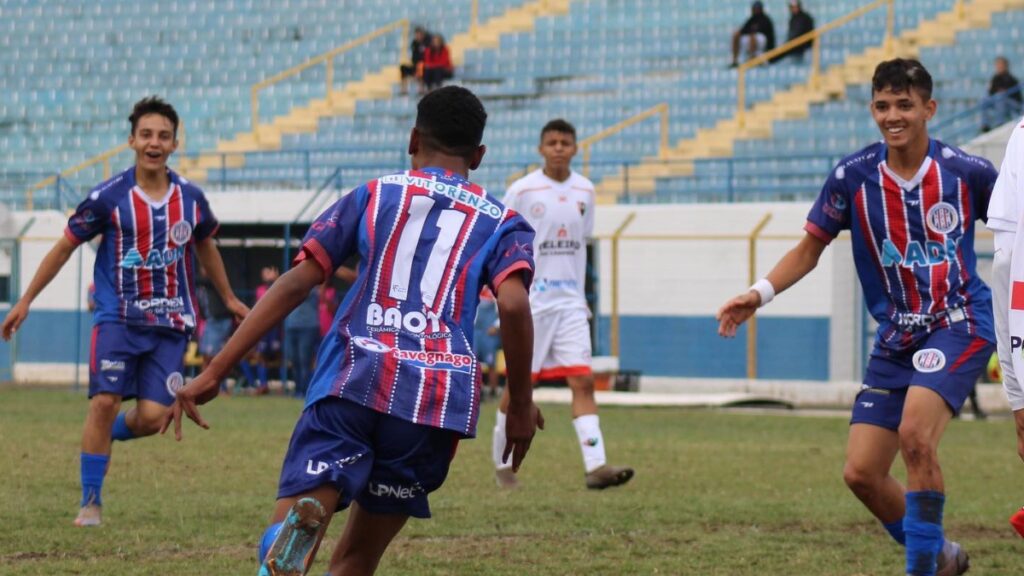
[293,186,367,282]
[192,190,220,242]
[485,212,535,292]
[987,122,1024,232]
[501,182,521,212]
[65,189,113,246]
[583,193,595,239]
[804,163,852,244]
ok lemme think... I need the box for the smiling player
[1,96,248,527]
[717,59,994,576]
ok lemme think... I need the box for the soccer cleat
[73,504,102,527]
[935,540,970,576]
[259,497,326,576]
[1011,507,1024,538]
[495,468,519,489]
[585,465,634,490]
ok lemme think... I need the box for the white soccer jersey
[504,169,595,316]
[987,116,1024,411]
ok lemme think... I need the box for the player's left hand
[1015,409,1024,463]
[226,298,250,322]
[716,290,761,338]
[160,373,219,441]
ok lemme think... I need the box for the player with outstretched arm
[718,60,992,576]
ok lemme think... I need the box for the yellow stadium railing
[24,124,187,210]
[250,19,409,143]
[737,0,895,128]
[580,103,670,179]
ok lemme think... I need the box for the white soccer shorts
[532,308,592,380]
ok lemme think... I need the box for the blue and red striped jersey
[806,140,997,350]
[65,167,219,332]
[297,168,535,437]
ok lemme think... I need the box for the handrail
[250,19,409,142]
[737,0,894,128]
[581,103,670,178]
[24,143,130,210]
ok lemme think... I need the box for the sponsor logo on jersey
[379,175,503,219]
[170,220,193,244]
[366,304,444,335]
[880,238,958,269]
[120,246,186,269]
[532,278,579,293]
[926,202,959,234]
[823,191,847,221]
[367,481,424,500]
[393,349,474,373]
[100,359,126,372]
[353,336,393,353]
[912,349,946,373]
[1009,335,1024,359]
[133,296,185,313]
[165,372,184,396]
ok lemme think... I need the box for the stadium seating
[3,0,1016,206]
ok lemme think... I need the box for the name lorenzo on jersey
[379,174,503,218]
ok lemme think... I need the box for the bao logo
[353,336,392,354]
[912,348,946,373]
[926,202,959,235]
[165,372,185,396]
[170,221,193,244]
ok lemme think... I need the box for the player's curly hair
[872,58,932,100]
[129,96,179,137]
[540,118,576,142]
[415,86,487,161]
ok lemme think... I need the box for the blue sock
[80,452,109,507]
[904,491,945,576]
[257,364,268,388]
[884,518,906,545]
[241,361,256,387]
[111,412,136,441]
[259,522,284,564]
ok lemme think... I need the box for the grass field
[2,387,1023,575]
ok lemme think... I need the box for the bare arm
[716,232,828,338]
[1,236,76,340]
[194,237,249,320]
[163,260,323,439]
[334,265,358,284]
[495,273,543,472]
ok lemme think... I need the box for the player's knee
[568,375,595,395]
[897,427,937,468]
[842,461,879,494]
[88,394,121,417]
[131,412,167,436]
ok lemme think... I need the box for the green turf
[1,387,1022,575]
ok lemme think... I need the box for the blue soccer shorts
[276,396,459,519]
[89,322,188,406]
[850,329,993,430]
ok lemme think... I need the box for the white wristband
[749,278,775,307]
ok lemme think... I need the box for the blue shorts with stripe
[89,322,188,406]
[850,328,993,431]
[276,396,459,519]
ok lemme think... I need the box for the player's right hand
[161,372,219,441]
[503,401,544,473]
[1,301,29,341]
[716,291,761,338]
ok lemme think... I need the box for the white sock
[493,409,512,470]
[573,414,607,473]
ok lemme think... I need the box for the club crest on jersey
[120,246,186,269]
[577,201,587,217]
[926,203,959,234]
[880,237,958,269]
[165,372,184,396]
[530,202,546,218]
[912,349,946,373]
[170,220,193,244]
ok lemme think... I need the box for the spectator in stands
[423,34,454,92]
[730,1,776,68]
[774,1,814,64]
[400,26,431,96]
[284,289,320,398]
[982,56,1023,132]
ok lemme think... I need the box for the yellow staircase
[180,0,573,183]
[594,0,1024,203]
